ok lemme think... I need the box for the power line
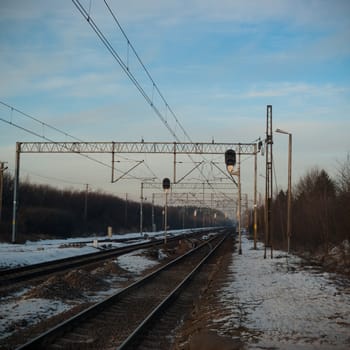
[0,115,114,170]
[7,166,87,186]
[0,101,84,142]
[102,0,225,188]
[102,0,193,143]
[72,1,224,192]
[0,102,149,181]
[72,0,182,142]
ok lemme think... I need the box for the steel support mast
[264,105,273,258]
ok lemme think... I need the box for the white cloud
[242,82,348,98]
[1,0,349,198]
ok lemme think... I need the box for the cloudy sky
[0,0,349,204]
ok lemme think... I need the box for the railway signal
[162,178,171,244]
[224,149,236,174]
[225,149,242,254]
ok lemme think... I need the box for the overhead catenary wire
[0,114,118,172]
[7,166,88,186]
[71,0,228,196]
[0,101,84,143]
[0,102,157,182]
[103,0,193,144]
[72,0,180,142]
[0,100,142,164]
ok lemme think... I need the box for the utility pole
[151,193,155,232]
[12,143,20,243]
[253,144,258,249]
[182,206,185,229]
[0,162,8,222]
[287,132,292,253]
[125,193,128,228]
[245,193,249,231]
[202,182,205,228]
[140,182,144,235]
[276,128,293,254]
[264,105,273,259]
[237,150,242,254]
[84,184,89,222]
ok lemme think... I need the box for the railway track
[0,229,213,287]
[16,230,230,350]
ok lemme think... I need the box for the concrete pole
[254,144,258,249]
[12,143,21,243]
[173,144,176,184]
[152,193,155,232]
[287,133,292,253]
[124,193,128,228]
[0,162,5,222]
[238,149,242,255]
[84,184,89,222]
[164,190,168,244]
[140,182,143,235]
[276,128,292,254]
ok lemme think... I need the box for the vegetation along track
[16,230,229,350]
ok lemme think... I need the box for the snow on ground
[0,228,202,269]
[0,242,98,269]
[0,228,207,342]
[0,247,161,341]
[116,250,159,275]
[0,294,71,340]
[214,236,350,349]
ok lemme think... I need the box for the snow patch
[214,237,350,348]
[0,298,71,340]
[116,250,159,275]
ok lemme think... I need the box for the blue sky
[0,0,349,205]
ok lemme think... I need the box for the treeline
[0,174,228,242]
[255,156,350,252]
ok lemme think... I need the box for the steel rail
[118,231,229,349]
[0,230,208,286]
[15,231,227,350]
[0,241,159,287]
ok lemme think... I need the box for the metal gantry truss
[151,192,237,207]
[11,140,259,243]
[18,141,257,183]
[142,181,236,191]
[19,141,257,154]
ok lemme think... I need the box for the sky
[0,0,349,209]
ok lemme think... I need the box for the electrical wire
[103,0,193,144]
[0,102,147,181]
[0,101,84,142]
[71,0,221,195]
[7,166,88,186]
[72,0,180,142]
[104,0,223,190]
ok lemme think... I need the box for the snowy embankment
[0,228,205,269]
[1,228,204,342]
[213,236,350,349]
[303,240,350,276]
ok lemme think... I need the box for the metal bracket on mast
[111,159,144,183]
[211,161,238,186]
[175,161,204,184]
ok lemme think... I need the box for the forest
[0,173,228,242]
[255,155,350,253]
[1,156,349,252]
